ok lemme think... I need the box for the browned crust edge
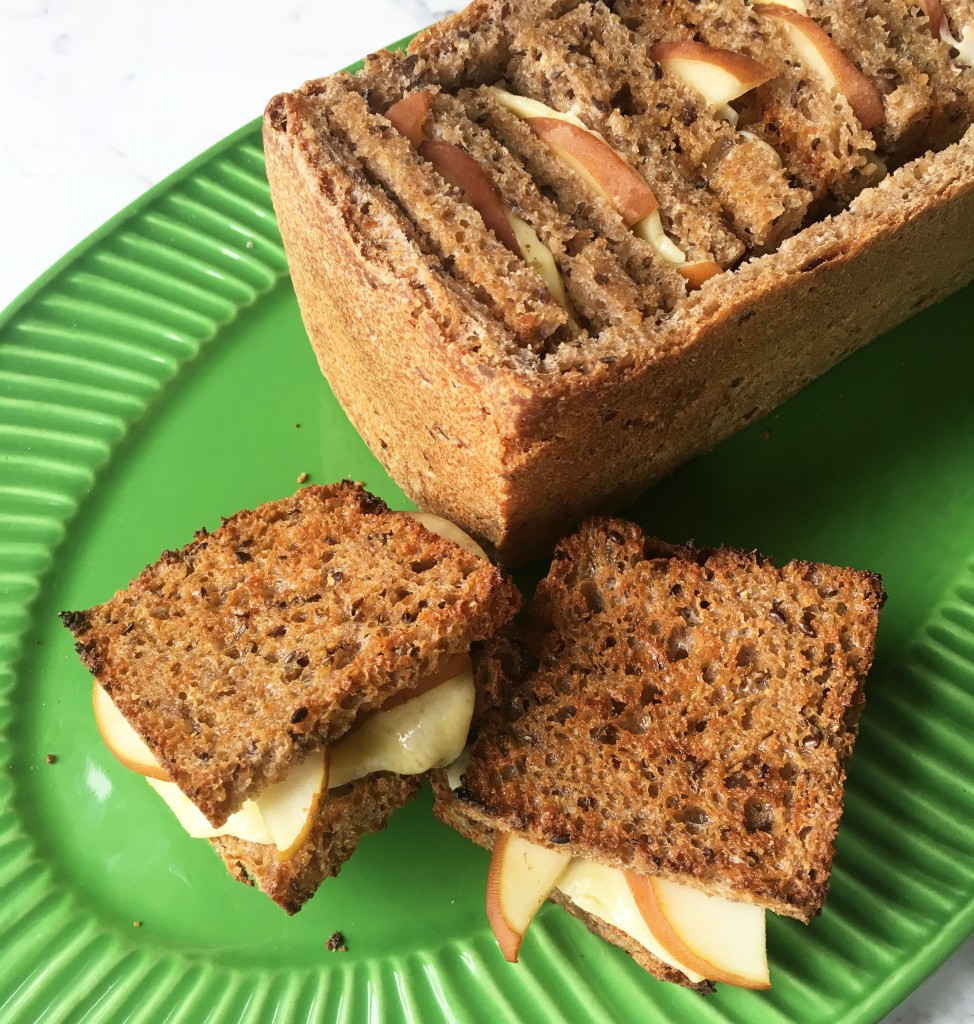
[265,23,974,564]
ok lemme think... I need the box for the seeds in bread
[439,518,885,923]
[61,481,521,826]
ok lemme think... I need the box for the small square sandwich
[434,517,885,989]
[61,481,521,913]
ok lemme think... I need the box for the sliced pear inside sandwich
[486,832,572,962]
[96,512,484,859]
[93,682,170,782]
[481,831,770,988]
[627,872,770,989]
[256,748,329,858]
[384,89,434,147]
[491,87,686,266]
[384,95,572,311]
[95,651,475,858]
[755,5,885,130]
[146,748,328,858]
[648,41,774,109]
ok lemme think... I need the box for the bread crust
[264,2,974,564]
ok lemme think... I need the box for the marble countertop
[0,2,971,1021]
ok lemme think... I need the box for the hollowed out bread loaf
[214,771,422,914]
[61,481,520,826]
[265,0,974,563]
[437,517,885,922]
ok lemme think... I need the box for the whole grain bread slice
[61,481,520,826]
[434,517,884,923]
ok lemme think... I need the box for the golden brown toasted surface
[214,771,422,914]
[61,482,520,826]
[445,518,884,921]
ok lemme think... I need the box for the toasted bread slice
[61,481,520,827]
[434,516,884,982]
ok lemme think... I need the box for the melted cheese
[942,21,974,67]
[147,778,273,845]
[329,667,475,786]
[507,212,571,309]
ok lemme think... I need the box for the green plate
[2,36,973,1024]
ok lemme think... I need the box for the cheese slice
[942,21,974,66]
[329,666,475,787]
[556,859,708,983]
[507,212,571,309]
[407,512,489,560]
[147,778,274,845]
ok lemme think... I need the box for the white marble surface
[0,1,971,1020]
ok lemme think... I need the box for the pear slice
[486,833,572,962]
[92,682,169,782]
[491,87,684,264]
[556,859,705,982]
[757,5,885,129]
[256,747,329,859]
[146,777,273,845]
[407,512,489,560]
[628,872,770,989]
[385,90,433,147]
[419,139,523,256]
[328,664,475,788]
[525,117,658,227]
[649,41,774,108]
[677,260,723,289]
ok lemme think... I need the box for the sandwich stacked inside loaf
[265,0,974,561]
[434,517,886,989]
[61,482,520,912]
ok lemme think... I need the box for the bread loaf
[265,0,974,563]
